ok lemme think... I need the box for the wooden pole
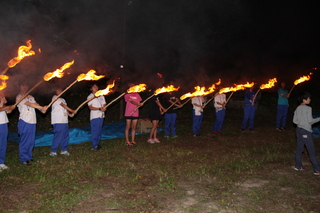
[288,84,296,95]
[0,67,9,75]
[130,93,155,115]
[203,93,219,108]
[74,96,96,113]
[161,100,179,115]
[47,80,78,108]
[104,92,125,109]
[14,80,44,107]
[225,91,235,105]
[173,97,191,110]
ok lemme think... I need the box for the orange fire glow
[0,75,9,90]
[180,86,209,100]
[155,85,179,95]
[95,81,115,96]
[7,40,36,68]
[77,70,105,81]
[219,82,255,94]
[157,73,162,78]
[294,73,312,85]
[215,79,221,85]
[43,60,75,81]
[127,84,147,93]
[260,78,277,89]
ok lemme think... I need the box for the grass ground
[1,90,320,213]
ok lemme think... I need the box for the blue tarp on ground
[8,121,158,147]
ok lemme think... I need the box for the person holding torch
[241,86,257,132]
[49,86,76,156]
[16,82,47,165]
[276,81,289,131]
[0,92,15,171]
[87,82,107,151]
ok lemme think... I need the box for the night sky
[0,0,319,94]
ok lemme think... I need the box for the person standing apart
[16,83,47,165]
[147,95,166,144]
[192,96,204,137]
[212,92,226,135]
[241,86,257,132]
[50,87,76,156]
[0,92,14,171]
[124,85,143,146]
[87,83,106,150]
[276,82,289,131]
[293,92,320,175]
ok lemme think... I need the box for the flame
[0,75,9,90]
[77,70,105,81]
[215,79,221,85]
[207,84,216,93]
[7,40,36,68]
[180,86,209,100]
[127,84,147,93]
[219,82,255,94]
[294,73,312,85]
[260,78,277,89]
[95,81,115,96]
[157,73,162,78]
[43,60,75,81]
[155,85,179,95]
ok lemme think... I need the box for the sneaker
[276,127,282,131]
[280,127,285,131]
[147,138,155,144]
[212,131,218,135]
[241,129,245,132]
[164,136,170,138]
[131,141,137,145]
[49,152,57,156]
[172,135,178,138]
[153,138,160,143]
[0,164,9,170]
[294,167,306,171]
[61,151,70,156]
[126,141,133,146]
[314,171,320,175]
[217,131,222,135]
[91,145,102,151]
[22,160,32,166]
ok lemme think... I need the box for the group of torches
[0,40,314,116]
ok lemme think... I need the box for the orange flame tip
[77,70,105,81]
[43,60,75,81]
[155,85,179,95]
[95,81,115,96]
[7,40,36,68]
[260,78,277,90]
[127,84,147,93]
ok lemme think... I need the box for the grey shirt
[293,105,320,132]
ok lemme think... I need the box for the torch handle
[75,96,95,113]
[288,84,296,96]
[161,100,179,114]
[0,67,9,75]
[47,80,78,108]
[173,97,191,110]
[13,80,44,107]
[225,92,235,105]
[203,93,219,108]
[252,88,261,103]
[130,94,155,115]
[103,92,126,109]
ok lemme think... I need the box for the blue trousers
[90,118,104,148]
[242,105,256,129]
[295,127,320,171]
[51,123,69,152]
[18,120,36,162]
[0,123,8,164]
[192,110,203,135]
[164,113,177,136]
[276,104,288,128]
[213,109,226,132]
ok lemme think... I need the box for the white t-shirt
[87,93,106,120]
[191,96,204,116]
[0,97,8,124]
[51,95,68,124]
[214,93,226,110]
[16,94,37,124]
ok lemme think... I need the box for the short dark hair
[87,81,96,90]
[297,91,311,104]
